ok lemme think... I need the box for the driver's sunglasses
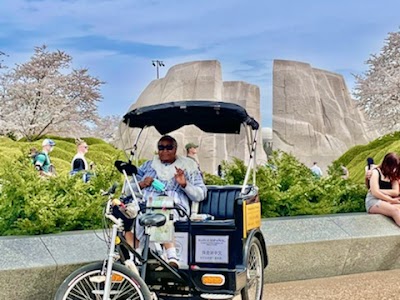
[158,144,175,151]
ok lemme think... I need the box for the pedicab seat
[198,185,242,220]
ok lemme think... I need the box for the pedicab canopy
[122,100,259,135]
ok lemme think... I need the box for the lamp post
[152,60,165,79]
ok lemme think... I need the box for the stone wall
[272,60,376,171]
[2,213,400,299]
[117,60,267,173]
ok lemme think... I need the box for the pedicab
[55,100,268,300]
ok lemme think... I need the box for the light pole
[152,60,165,79]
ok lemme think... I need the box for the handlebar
[104,200,124,227]
[101,183,118,196]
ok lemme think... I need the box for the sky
[1,0,399,127]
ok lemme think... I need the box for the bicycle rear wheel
[55,261,151,300]
[241,237,264,300]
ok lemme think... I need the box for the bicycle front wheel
[55,262,151,300]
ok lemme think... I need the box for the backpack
[31,152,45,166]
[32,152,56,175]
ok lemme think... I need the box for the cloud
[56,35,206,59]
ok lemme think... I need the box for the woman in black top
[365,152,400,225]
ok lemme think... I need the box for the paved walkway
[263,269,400,300]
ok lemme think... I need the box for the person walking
[185,142,199,163]
[341,165,349,179]
[34,139,56,177]
[310,162,323,178]
[365,157,377,188]
[70,139,93,182]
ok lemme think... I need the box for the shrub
[0,136,369,236]
[0,155,122,235]
[0,136,126,236]
[204,151,366,218]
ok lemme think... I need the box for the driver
[130,135,207,268]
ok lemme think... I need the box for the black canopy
[122,100,259,135]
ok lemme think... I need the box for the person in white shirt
[70,139,93,181]
[71,139,89,172]
[310,162,323,178]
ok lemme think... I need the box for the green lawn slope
[333,132,400,183]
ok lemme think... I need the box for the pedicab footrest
[200,293,234,299]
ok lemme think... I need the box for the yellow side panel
[245,202,261,232]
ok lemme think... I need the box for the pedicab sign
[195,235,229,263]
[243,201,261,237]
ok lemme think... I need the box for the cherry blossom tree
[354,29,400,133]
[0,51,6,69]
[89,114,121,144]
[0,45,104,141]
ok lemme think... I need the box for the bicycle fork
[103,223,119,300]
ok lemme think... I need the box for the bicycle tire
[241,237,264,300]
[55,261,152,300]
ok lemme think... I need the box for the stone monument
[118,60,267,173]
[272,59,376,171]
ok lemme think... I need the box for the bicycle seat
[139,212,167,227]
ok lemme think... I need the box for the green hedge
[0,136,369,236]
[0,136,125,235]
[0,156,122,235]
[204,152,366,218]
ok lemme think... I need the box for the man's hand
[140,176,154,189]
[175,167,187,188]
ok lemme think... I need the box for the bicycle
[55,182,153,299]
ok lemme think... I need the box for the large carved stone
[118,60,267,173]
[272,59,376,171]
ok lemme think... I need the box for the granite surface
[262,213,400,283]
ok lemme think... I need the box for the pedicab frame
[55,100,268,300]
[122,100,268,300]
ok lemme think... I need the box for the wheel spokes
[246,243,263,299]
[65,269,144,300]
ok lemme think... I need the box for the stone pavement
[263,269,400,300]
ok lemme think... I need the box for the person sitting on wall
[365,152,400,226]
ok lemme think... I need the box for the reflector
[201,274,225,286]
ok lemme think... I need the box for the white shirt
[311,165,323,177]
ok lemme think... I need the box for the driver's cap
[185,142,198,150]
